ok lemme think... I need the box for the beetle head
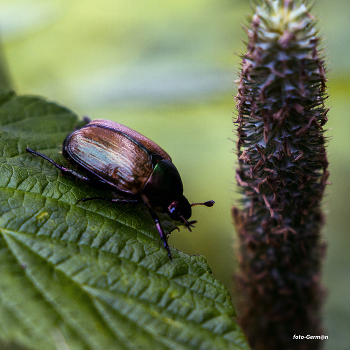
[167,196,215,232]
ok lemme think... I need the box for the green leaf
[0,90,249,350]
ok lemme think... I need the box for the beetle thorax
[141,159,185,213]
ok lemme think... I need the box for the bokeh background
[0,0,349,349]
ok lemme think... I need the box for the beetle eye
[168,202,178,218]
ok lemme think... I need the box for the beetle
[26,119,214,259]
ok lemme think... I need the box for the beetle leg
[78,197,138,204]
[26,148,91,183]
[147,207,172,260]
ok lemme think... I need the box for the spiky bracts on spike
[233,1,329,349]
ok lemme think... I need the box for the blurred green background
[0,0,349,349]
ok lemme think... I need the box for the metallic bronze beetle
[27,119,214,259]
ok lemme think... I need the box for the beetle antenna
[190,200,215,208]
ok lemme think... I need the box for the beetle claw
[181,218,197,232]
